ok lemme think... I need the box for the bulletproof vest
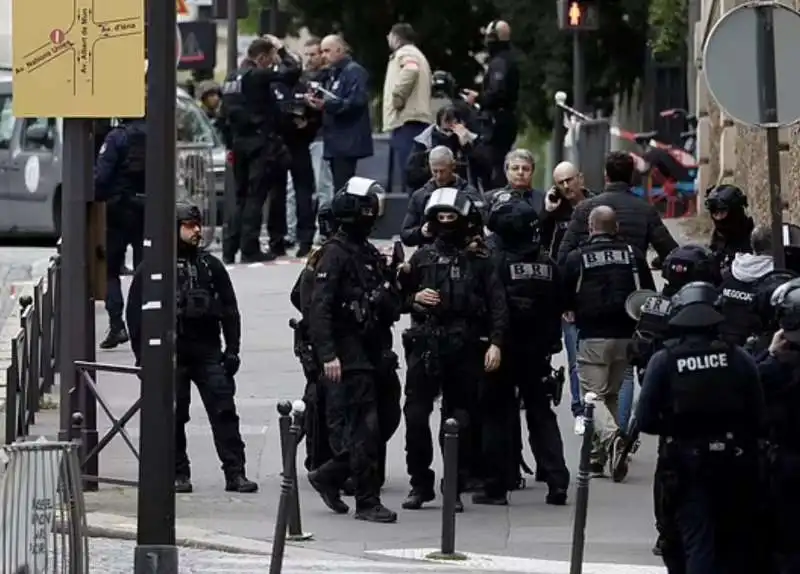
[111,123,146,200]
[499,249,556,329]
[665,339,748,439]
[575,239,640,322]
[718,274,759,345]
[416,246,484,323]
[636,295,671,338]
[274,81,306,118]
[176,255,218,321]
[221,70,249,132]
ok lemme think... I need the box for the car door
[0,91,15,231]
[7,117,58,231]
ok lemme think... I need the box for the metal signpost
[11,0,145,473]
[133,0,178,571]
[703,1,800,268]
[557,0,599,113]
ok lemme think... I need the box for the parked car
[0,70,226,238]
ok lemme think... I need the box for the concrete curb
[83,512,355,561]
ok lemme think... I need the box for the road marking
[366,548,665,573]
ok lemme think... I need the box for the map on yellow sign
[11,0,145,118]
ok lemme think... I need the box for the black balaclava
[431,211,468,245]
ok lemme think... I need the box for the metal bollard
[70,411,84,443]
[269,400,306,574]
[570,391,597,574]
[19,295,33,329]
[277,400,313,541]
[426,418,466,561]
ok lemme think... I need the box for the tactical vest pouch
[183,288,213,319]
[668,344,746,419]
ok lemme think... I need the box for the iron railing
[177,142,217,247]
[4,257,62,445]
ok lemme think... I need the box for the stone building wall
[697,0,800,227]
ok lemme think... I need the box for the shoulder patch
[494,192,511,204]
[99,143,107,155]
[315,271,328,280]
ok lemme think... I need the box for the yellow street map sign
[11,0,145,118]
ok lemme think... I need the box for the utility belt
[403,321,486,377]
[660,434,755,458]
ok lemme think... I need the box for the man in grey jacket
[557,151,677,265]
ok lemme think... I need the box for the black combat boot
[308,470,349,514]
[225,475,258,493]
[401,488,435,510]
[100,326,129,350]
[354,503,397,523]
[175,475,193,493]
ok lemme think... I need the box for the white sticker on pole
[24,155,40,194]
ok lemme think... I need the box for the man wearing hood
[462,20,519,188]
[705,184,754,273]
[405,105,491,191]
[718,224,785,345]
[400,146,485,247]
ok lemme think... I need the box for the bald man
[541,161,592,255]
[561,205,655,477]
[463,20,520,188]
[307,34,373,193]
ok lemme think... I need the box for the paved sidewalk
[23,254,664,570]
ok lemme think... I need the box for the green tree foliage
[289,0,652,132]
[648,0,688,62]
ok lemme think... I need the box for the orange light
[569,1,582,26]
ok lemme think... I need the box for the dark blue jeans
[391,121,428,192]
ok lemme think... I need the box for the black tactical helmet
[753,271,799,333]
[705,184,747,214]
[317,204,338,238]
[487,199,540,246]
[662,244,719,295]
[770,277,800,343]
[424,187,472,220]
[668,281,724,328]
[331,177,382,230]
[176,202,202,225]
[431,70,456,98]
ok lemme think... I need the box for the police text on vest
[676,353,728,372]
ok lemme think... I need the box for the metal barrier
[0,439,89,573]
[4,257,62,445]
[177,142,217,247]
[70,361,141,490]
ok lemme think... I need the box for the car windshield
[176,96,220,145]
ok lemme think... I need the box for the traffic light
[557,0,599,31]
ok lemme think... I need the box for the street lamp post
[133,0,179,570]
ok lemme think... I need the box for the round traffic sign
[703,1,800,127]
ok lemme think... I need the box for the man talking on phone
[540,161,592,256]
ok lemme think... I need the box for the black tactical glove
[222,351,241,376]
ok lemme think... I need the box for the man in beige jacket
[383,23,433,192]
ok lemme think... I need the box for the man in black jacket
[405,105,491,191]
[540,161,593,256]
[557,152,677,265]
[400,146,485,247]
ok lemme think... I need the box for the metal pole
[270,400,306,574]
[134,0,178,569]
[59,120,96,476]
[226,0,238,74]
[277,401,312,541]
[427,418,466,560]
[572,31,585,113]
[552,104,566,181]
[755,5,785,268]
[270,0,279,34]
[570,392,597,574]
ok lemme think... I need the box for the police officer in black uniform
[126,203,257,494]
[399,188,509,512]
[275,63,322,257]
[753,279,800,573]
[637,281,768,574]
[304,178,400,524]
[219,36,300,264]
[479,199,569,506]
[94,117,147,349]
[462,21,519,188]
[705,184,754,273]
